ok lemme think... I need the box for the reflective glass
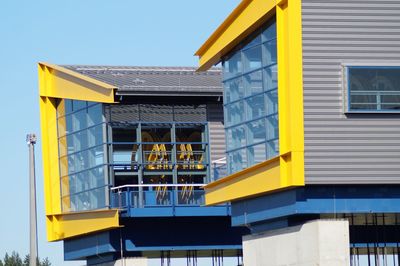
[266,115,279,141]
[228,148,247,173]
[88,104,103,126]
[73,100,86,111]
[225,101,244,127]
[246,94,265,120]
[225,77,243,103]
[247,119,266,145]
[262,40,277,66]
[243,45,262,72]
[248,143,267,166]
[262,21,276,42]
[349,68,400,111]
[223,18,279,174]
[226,125,246,151]
[264,65,278,91]
[244,70,263,96]
[72,109,88,132]
[223,52,242,80]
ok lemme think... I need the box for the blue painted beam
[231,185,400,226]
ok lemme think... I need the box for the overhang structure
[195,0,305,205]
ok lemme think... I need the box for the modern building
[38,63,248,265]
[196,0,400,265]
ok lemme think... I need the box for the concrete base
[243,220,350,266]
[95,257,148,266]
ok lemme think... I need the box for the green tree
[0,259,4,266]
[40,258,51,266]
[4,251,22,266]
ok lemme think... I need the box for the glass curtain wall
[57,99,108,212]
[107,104,210,206]
[222,19,278,174]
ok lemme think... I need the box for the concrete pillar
[243,220,350,266]
[95,257,148,266]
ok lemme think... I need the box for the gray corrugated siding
[302,0,400,184]
[207,103,226,163]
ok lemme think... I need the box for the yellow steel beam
[277,0,304,188]
[46,209,120,241]
[201,0,305,204]
[38,62,116,103]
[39,96,62,215]
[38,63,120,241]
[195,0,276,71]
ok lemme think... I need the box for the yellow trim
[38,63,120,241]
[38,62,116,103]
[195,0,276,71]
[46,209,120,241]
[200,0,305,204]
[40,96,62,215]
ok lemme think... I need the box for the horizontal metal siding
[207,103,226,163]
[302,0,400,184]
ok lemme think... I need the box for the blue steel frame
[231,185,400,227]
[346,66,400,113]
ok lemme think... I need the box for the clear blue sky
[0,1,241,265]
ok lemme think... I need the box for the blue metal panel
[231,185,400,227]
[64,231,117,261]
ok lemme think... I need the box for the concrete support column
[243,220,350,266]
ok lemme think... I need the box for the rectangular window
[348,67,400,111]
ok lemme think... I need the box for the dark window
[348,67,400,111]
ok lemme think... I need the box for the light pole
[27,134,38,266]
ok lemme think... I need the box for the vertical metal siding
[207,103,226,163]
[302,0,400,184]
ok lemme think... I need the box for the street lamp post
[27,134,38,266]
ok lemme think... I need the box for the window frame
[345,65,400,113]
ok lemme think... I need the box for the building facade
[196,0,400,265]
[39,63,248,265]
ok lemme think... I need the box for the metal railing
[110,184,207,210]
[350,90,400,110]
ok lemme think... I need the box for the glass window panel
[264,65,278,92]
[225,101,245,127]
[262,21,276,42]
[61,176,70,197]
[248,143,267,166]
[88,104,103,126]
[88,124,104,147]
[65,99,73,114]
[266,139,279,158]
[243,34,261,50]
[244,70,263,96]
[224,77,243,103]
[65,114,73,135]
[223,52,242,80]
[246,94,265,121]
[243,45,262,72]
[265,90,278,115]
[59,136,68,157]
[266,115,279,141]
[72,109,88,132]
[247,119,266,145]
[57,116,67,137]
[262,40,277,66]
[227,148,247,174]
[73,100,87,111]
[226,125,246,151]
[59,156,69,177]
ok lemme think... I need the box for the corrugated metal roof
[63,65,223,96]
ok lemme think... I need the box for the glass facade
[106,103,210,206]
[348,67,400,111]
[57,99,108,212]
[222,19,279,174]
